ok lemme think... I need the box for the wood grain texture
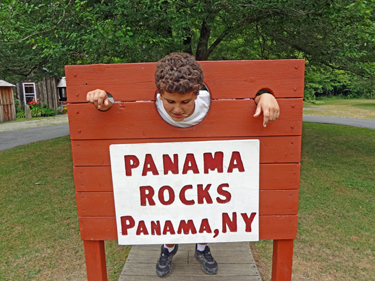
[68,99,302,140]
[73,163,300,192]
[71,136,301,167]
[78,215,297,241]
[118,243,258,280]
[65,60,305,102]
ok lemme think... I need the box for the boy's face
[160,91,198,122]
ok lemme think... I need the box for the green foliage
[13,95,24,113]
[305,64,375,100]
[16,110,25,119]
[28,102,56,117]
[1,0,374,99]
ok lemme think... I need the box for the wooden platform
[118,242,262,281]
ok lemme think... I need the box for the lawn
[1,123,374,280]
[0,137,129,281]
[303,98,375,120]
[251,123,375,281]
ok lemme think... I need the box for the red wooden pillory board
[66,59,304,281]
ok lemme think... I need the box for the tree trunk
[195,20,211,61]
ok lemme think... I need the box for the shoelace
[159,248,170,265]
[202,248,214,262]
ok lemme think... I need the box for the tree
[0,0,374,85]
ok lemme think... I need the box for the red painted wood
[71,137,301,167]
[272,239,294,281]
[65,60,305,103]
[73,163,300,192]
[68,99,303,140]
[78,215,297,241]
[260,190,299,215]
[83,240,108,281]
[67,60,304,280]
[76,190,298,217]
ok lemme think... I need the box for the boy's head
[155,52,204,95]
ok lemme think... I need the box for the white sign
[110,139,260,245]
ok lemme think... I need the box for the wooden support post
[272,239,294,281]
[83,240,108,281]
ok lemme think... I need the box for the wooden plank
[78,215,297,241]
[119,276,259,281]
[121,262,259,277]
[75,190,298,217]
[68,99,303,140]
[115,242,260,281]
[65,60,304,103]
[272,239,294,281]
[73,163,300,192]
[132,242,251,251]
[125,249,254,264]
[83,240,108,281]
[119,276,260,281]
[71,136,301,167]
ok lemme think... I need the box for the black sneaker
[194,244,218,275]
[156,245,178,277]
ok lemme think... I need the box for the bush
[13,95,24,113]
[16,110,25,119]
[27,99,56,117]
[41,107,56,117]
[30,106,42,117]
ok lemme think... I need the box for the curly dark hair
[155,52,204,95]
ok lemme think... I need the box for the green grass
[352,103,375,111]
[1,124,375,280]
[252,123,375,281]
[0,137,129,281]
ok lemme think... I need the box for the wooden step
[119,242,262,281]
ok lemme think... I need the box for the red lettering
[179,185,195,205]
[163,220,175,235]
[216,183,231,204]
[163,154,179,175]
[120,216,135,235]
[199,219,212,233]
[177,220,197,234]
[139,186,156,206]
[142,154,159,176]
[204,152,223,174]
[182,154,199,174]
[198,184,213,204]
[151,221,161,235]
[136,220,149,235]
[222,212,237,233]
[227,151,245,173]
[241,213,257,232]
[158,186,175,205]
[124,155,139,176]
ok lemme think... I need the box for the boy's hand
[253,93,280,127]
[86,89,112,111]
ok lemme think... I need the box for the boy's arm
[253,93,280,127]
[86,89,113,111]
